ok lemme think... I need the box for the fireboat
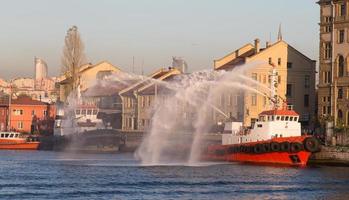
[202,65,320,166]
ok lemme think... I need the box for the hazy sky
[0,0,319,79]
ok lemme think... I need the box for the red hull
[203,136,319,166]
[0,142,40,150]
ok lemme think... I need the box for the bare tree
[61,25,87,92]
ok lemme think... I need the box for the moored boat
[203,106,321,166]
[0,132,40,150]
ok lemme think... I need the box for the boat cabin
[0,132,21,139]
[222,108,301,145]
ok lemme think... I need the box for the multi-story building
[214,38,316,130]
[318,0,349,126]
[0,95,55,133]
[119,67,182,131]
[59,61,122,102]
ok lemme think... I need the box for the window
[278,58,281,66]
[323,71,331,84]
[234,95,238,106]
[338,109,343,119]
[286,84,292,97]
[325,25,332,33]
[281,116,285,121]
[268,57,272,65]
[338,55,345,77]
[324,42,332,59]
[304,95,309,107]
[305,75,310,88]
[324,16,332,23]
[17,121,23,129]
[338,87,343,99]
[322,97,326,102]
[323,106,327,115]
[43,110,47,116]
[339,30,345,43]
[251,93,257,106]
[76,110,81,115]
[278,76,281,84]
[93,110,97,115]
[14,109,23,116]
[228,94,233,106]
[328,106,331,115]
[87,110,92,115]
[263,75,267,83]
[81,110,86,115]
[96,71,112,80]
[220,94,225,106]
[290,117,294,121]
[276,116,280,120]
[340,3,346,17]
[141,96,145,107]
[287,62,292,69]
[252,73,257,80]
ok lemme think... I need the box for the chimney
[254,39,260,54]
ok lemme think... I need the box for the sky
[0,0,319,79]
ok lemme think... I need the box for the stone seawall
[310,146,349,165]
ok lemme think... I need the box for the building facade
[120,67,182,131]
[318,0,349,126]
[59,61,122,102]
[214,38,316,129]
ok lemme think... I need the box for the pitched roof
[11,96,48,106]
[119,67,180,96]
[259,109,299,116]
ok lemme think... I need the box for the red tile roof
[259,109,299,116]
[11,96,48,106]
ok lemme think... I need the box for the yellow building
[59,61,122,102]
[214,38,316,129]
[318,0,349,126]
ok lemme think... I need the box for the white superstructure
[54,104,104,136]
[222,108,301,145]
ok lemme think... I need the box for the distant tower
[34,57,48,80]
[172,57,188,73]
[277,23,283,41]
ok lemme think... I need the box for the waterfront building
[214,38,316,130]
[59,61,122,102]
[317,0,349,126]
[0,95,55,134]
[120,67,182,131]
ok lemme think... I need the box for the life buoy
[303,137,321,153]
[234,146,240,153]
[228,146,235,153]
[263,143,271,153]
[270,142,280,152]
[280,142,291,152]
[254,144,265,154]
[290,142,303,153]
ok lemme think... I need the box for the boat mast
[7,82,12,131]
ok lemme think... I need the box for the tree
[61,26,87,93]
